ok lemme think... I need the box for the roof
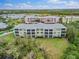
[25,16,60,18]
[65,16,79,18]
[0,22,8,29]
[14,23,67,30]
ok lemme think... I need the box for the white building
[25,16,60,24]
[0,22,8,29]
[62,16,79,23]
[14,23,67,38]
[1,14,26,19]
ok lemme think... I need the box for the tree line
[0,9,79,15]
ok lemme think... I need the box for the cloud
[1,3,50,9]
[15,3,49,9]
[35,5,50,9]
[48,0,60,2]
[0,0,79,9]
[27,2,31,4]
[67,1,79,7]
[1,3,32,9]
[47,0,67,4]
[16,3,32,9]
[47,0,79,9]
[65,1,79,9]
[4,3,13,7]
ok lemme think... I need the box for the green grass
[0,32,4,35]
[0,33,15,43]
[36,38,69,59]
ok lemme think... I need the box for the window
[45,35,48,37]
[31,29,35,34]
[61,28,65,30]
[45,29,48,31]
[49,35,52,38]
[32,35,35,37]
[37,32,40,34]
[61,31,66,33]
[20,29,22,31]
[45,32,48,34]
[47,19,50,22]
[49,29,53,31]
[27,29,30,33]
[15,30,18,33]
[32,32,35,34]
[15,29,18,30]
[37,29,43,31]
[27,29,30,32]
[15,31,19,33]
[61,34,65,37]
[41,29,43,31]
[32,29,35,31]
[16,34,19,36]
[49,32,52,34]
[41,32,43,33]
[27,32,31,34]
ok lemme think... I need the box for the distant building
[0,22,8,29]
[63,16,79,23]
[14,23,67,38]
[25,16,60,24]
[1,14,26,19]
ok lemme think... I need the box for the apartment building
[1,14,26,19]
[25,16,60,24]
[0,22,8,29]
[14,23,67,38]
[63,16,79,23]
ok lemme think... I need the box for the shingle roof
[14,23,66,30]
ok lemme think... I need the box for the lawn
[0,33,15,43]
[36,38,69,59]
[0,34,69,59]
[0,32,4,35]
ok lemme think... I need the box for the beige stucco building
[25,16,61,24]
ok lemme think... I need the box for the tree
[59,17,63,23]
[65,55,76,59]
[66,26,76,43]
[73,38,79,47]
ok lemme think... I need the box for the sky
[0,0,79,9]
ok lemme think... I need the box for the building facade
[0,22,8,29]
[25,16,60,24]
[1,14,26,19]
[62,16,79,23]
[14,23,67,38]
